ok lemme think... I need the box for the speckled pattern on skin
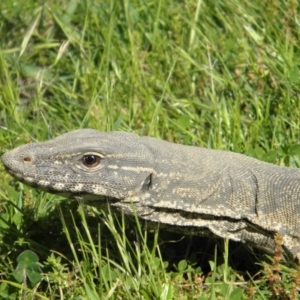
[2,129,300,258]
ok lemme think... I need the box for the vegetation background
[1,0,300,298]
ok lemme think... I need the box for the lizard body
[2,129,300,257]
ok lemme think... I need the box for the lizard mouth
[5,167,124,203]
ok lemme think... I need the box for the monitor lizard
[2,129,300,258]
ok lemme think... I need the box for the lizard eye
[82,155,101,167]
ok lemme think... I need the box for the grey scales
[2,129,300,258]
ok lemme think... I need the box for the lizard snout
[1,149,34,176]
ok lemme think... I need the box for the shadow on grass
[0,198,270,282]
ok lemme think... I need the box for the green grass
[1,0,300,298]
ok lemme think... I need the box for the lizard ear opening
[142,174,152,190]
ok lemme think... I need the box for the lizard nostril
[23,157,32,163]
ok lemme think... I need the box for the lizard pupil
[82,155,101,167]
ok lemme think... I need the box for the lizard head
[2,129,155,202]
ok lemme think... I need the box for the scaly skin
[2,129,300,257]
